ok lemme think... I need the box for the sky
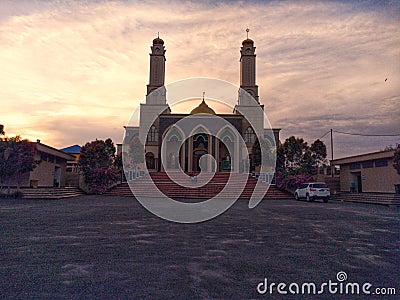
[1,0,399,159]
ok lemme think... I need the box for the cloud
[0,0,399,158]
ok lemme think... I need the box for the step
[332,193,400,206]
[20,187,85,199]
[105,178,292,200]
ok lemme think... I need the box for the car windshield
[313,183,328,188]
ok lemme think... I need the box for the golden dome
[190,99,216,114]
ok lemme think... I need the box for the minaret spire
[146,35,166,97]
[239,31,259,103]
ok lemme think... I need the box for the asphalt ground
[0,196,399,299]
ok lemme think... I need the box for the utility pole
[330,129,334,177]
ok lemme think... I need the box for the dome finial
[242,28,254,45]
[202,91,205,101]
[153,34,164,45]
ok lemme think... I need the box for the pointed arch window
[244,127,255,144]
[147,125,158,142]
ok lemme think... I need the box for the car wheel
[295,193,299,201]
[323,197,329,203]
[306,193,311,202]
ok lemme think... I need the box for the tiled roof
[60,144,81,154]
[331,149,395,165]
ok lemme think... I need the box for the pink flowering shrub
[79,138,120,194]
[89,167,119,194]
[276,171,313,192]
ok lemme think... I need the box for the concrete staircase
[20,187,85,199]
[105,172,292,200]
[332,192,400,206]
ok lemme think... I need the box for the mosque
[123,33,280,174]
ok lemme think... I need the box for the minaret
[142,35,170,108]
[239,28,259,103]
[139,35,170,145]
[235,29,264,148]
[145,35,167,104]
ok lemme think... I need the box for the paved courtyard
[0,196,399,299]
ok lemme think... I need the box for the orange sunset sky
[1,0,399,158]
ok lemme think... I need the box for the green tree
[393,145,400,175]
[276,136,328,190]
[300,150,316,175]
[79,138,118,194]
[79,138,116,171]
[0,135,38,194]
[299,139,328,175]
[310,139,327,168]
[282,136,308,174]
[276,144,286,173]
[129,136,144,164]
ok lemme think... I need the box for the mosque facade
[124,35,280,174]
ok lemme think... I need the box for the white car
[294,182,330,203]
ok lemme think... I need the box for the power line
[318,130,400,139]
[316,129,399,174]
[333,130,400,137]
[318,130,331,140]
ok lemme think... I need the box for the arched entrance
[192,133,208,172]
[163,126,184,171]
[218,130,235,172]
[193,149,207,172]
[145,152,155,170]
